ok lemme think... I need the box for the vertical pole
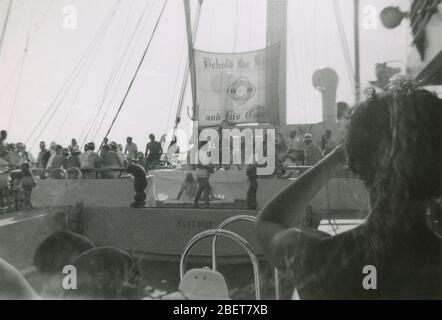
[266,0,287,128]
[183,0,198,121]
[354,0,361,104]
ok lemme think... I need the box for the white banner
[194,45,280,126]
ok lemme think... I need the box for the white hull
[21,169,368,263]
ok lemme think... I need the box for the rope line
[87,0,157,145]
[26,0,122,150]
[102,0,169,143]
[88,0,155,144]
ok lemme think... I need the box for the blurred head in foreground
[346,80,442,226]
[33,231,95,299]
[64,247,141,300]
[0,259,38,300]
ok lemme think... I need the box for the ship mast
[183,0,199,121]
[266,0,288,128]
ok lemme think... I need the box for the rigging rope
[26,0,122,150]
[54,10,114,142]
[88,0,156,145]
[7,0,36,134]
[102,0,169,143]
[332,0,356,93]
[0,0,13,58]
[57,0,137,143]
[0,0,54,106]
[30,1,122,150]
[88,0,138,142]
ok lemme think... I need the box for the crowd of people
[0,132,164,210]
[275,130,337,168]
[0,133,164,175]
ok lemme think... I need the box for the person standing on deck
[37,141,50,169]
[322,130,337,156]
[125,137,138,161]
[45,142,58,170]
[20,162,36,209]
[69,138,79,152]
[287,130,304,165]
[7,144,20,169]
[100,144,123,179]
[111,142,126,167]
[194,164,212,208]
[0,130,7,155]
[79,143,100,179]
[145,134,162,170]
[246,164,258,210]
[64,148,81,178]
[303,134,322,166]
[100,137,109,156]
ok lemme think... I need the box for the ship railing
[211,215,280,300]
[180,229,261,300]
[48,168,69,231]
[33,167,128,180]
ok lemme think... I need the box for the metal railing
[48,168,69,231]
[211,215,280,300]
[66,167,84,206]
[180,229,261,300]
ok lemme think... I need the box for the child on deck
[20,163,36,209]
[177,173,198,201]
[0,152,9,209]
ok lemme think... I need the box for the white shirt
[287,137,302,152]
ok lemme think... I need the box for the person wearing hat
[303,134,322,166]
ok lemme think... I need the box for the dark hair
[86,142,95,151]
[102,144,111,152]
[346,82,442,208]
[64,247,141,300]
[33,232,95,276]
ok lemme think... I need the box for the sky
[0,0,410,153]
